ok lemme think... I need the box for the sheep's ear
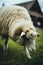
[20,32,25,37]
[37,33,40,37]
[15,28,22,35]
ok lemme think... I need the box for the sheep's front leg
[3,37,8,55]
[25,47,32,59]
[29,40,36,52]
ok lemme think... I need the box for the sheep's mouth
[22,35,30,41]
[21,35,31,45]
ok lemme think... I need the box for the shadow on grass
[0,45,29,65]
[0,43,43,65]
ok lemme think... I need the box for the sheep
[0,5,39,59]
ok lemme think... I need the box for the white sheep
[0,5,39,59]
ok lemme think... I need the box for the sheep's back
[0,6,32,35]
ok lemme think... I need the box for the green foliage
[0,28,43,65]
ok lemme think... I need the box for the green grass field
[0,28,43,65]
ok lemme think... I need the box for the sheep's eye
[30,28,35,31]
[15,33,19,35]
[30,28,33,30]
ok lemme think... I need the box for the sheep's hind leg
[3,36,8,55]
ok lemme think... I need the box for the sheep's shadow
[0,45,29,65]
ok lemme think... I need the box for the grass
[0,28,43,65]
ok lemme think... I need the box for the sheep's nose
[37,34,40,37]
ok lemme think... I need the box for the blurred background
[0,0,43,65]
[0,0,43,28]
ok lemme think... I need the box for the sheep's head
[13,27,40,44]
[20,27,40,53]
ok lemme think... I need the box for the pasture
[0,28,43,65]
